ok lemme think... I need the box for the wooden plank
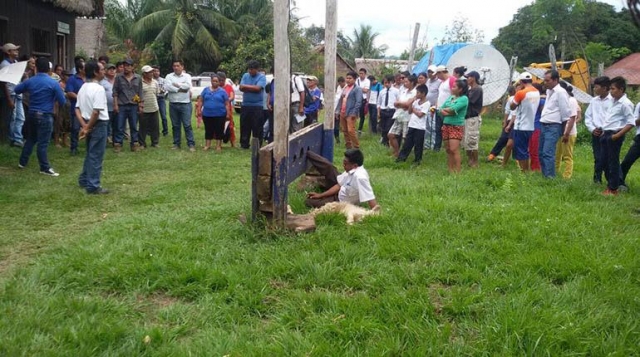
[322,0,337,162]
[251,137,260,222]
[287,123,323,183]
[272,0,291,225]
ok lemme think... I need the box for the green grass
[1,114,640,356]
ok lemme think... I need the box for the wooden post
[322,0,337,162]
[251,137,260,222]
[272,0,291,225]
[407,23,420,73]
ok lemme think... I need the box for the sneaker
[189,146,196,152]
[171,145,180,150]
[87,187,109,195]
[618,184,629,193]
[487,154,496,162]
[18,163,25,169]
[10,141,24,148]
[40,168,60,177]
[114,143,122,153]
[601,189,619,196]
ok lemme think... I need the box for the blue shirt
[201,86,229,117]
[14,73,66,114]
[240,72,266,107]
[304,87,322,114]
[65,74,85,110]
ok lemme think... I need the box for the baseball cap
[123,58,133,65]
[519,72,533,81]
[141,65,153,73]
[435,65,448,73]
[106,63,116,69]
[2,43,20,52]
[466,71,480,81]
[306,75,318,81]
[427,65,438,73]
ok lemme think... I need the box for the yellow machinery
[527,58,591,94]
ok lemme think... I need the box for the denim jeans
[169,102,195,147]
[157,96,168,135]
[115,104,139,147]
[539,123,563,178]
[19,111,54,171]
[79,120,108,193]
[601,131,625,191]
[9,94,25,144]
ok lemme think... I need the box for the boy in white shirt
[396,84,430,164]
[620,102,640,187]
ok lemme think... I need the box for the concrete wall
[75,18,106,59]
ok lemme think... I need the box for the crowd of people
[2,42,640,198]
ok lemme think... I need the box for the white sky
[292,0,626,56]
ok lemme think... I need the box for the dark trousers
[139,111,160,146]
[19,111,54,171]
[591,134,605,183]
[240,106,264,148]
[304,110,318,127]
[601,130,625,190]
[265,109,274,143]
[304,151,340,208]
[398,128,426,162]
[70,108,80,152]
[433,112,444,151]
[357,100,368,131]
[157,96,168,135]
[379,109,395,146]
[621,134,640,185]
[491,127,510,156]
[334,114,340,140]
[368,103,378,134]
[108,110,117,143]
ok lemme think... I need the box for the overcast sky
[292,0,626,56]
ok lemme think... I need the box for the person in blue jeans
[164,59,196,151]
[75,61,110,194]
[65,60,85,155]
[15,57,66,176]
[0,43,25,147]
[113,59,143,152]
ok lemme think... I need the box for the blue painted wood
[285,123,323,184]
[321,129,334,163]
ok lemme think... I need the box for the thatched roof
[42,0,97,16]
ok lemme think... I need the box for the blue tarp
[412,43,469,74]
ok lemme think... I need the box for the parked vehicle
[234,74,273,113]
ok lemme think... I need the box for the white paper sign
[295,114,306,123]
[0,61,27,85]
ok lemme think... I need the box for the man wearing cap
[509,72,540,172]
[15,57,66,176]
[139,65,160,148]
[424,65,441,151]
[303,75,322,127]
[152,66,169,136]
[100,63,117,144]
[113,59,143,152]
[1,43,26,147]
[435,66,455,151]
[464,71,484,168]
[538,70,573,178]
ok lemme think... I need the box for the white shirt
[164,72,192,103]
[377,86,400,110]
[291,75,305,103]
[437,77,453,108]
[337,166,375,205]
[426,78,441,108]
[602,94,635,131]
[356,77,370,100]
[504,96,516,119]
[540,83,571,124]
[584,94,613,133]
[568,97,580,135]
[368,82,381,104]
[334,84,346,111]
[634,103,640,136]
[408,99,431,130]
[393,87,416,123]
[75,82,109,121]
[513,86,540,131]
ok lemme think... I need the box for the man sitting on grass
[305,149,378,210]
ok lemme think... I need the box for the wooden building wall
[0,0,76,70]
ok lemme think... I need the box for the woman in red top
[218,71,236,147]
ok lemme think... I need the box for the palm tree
[349,24,388,59]
[132,0,238,65]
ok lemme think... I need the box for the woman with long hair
[436,78,469,173]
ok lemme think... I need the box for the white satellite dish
[447,44,511,106]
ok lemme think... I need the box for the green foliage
[1,116,640,355]
[440,14,485,44]
[584,42,631,74]
[349,24,388,59]
[493,0,640,66]
[219,32,274,82]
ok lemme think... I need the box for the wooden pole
[407,23,420,73]
[272,0,290,225]
[322,0,337,162]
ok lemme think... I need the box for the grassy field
[0,114,639,356]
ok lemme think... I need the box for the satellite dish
[447,44,511,106]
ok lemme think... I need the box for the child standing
[195,95,203,129]
[397,84,430,164]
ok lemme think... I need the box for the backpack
[291,75,314,107]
